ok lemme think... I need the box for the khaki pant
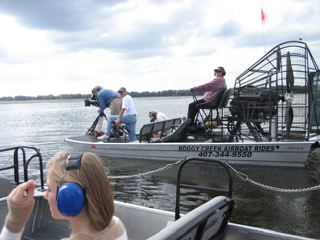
[110,97,122,115]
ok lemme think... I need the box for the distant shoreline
[0,89,196,102]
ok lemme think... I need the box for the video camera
[84,96,99,107]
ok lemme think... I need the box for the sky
[0,0,319,97]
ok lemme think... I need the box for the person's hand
[5,180,36,233]
[114,119,120,126]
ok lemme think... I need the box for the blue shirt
[97,89,119,112]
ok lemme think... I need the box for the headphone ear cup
[57,182,85,217]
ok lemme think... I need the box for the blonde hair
[47,151,114,230]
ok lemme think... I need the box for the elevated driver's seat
[196,88,233,131]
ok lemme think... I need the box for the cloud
[215,20,241,38]
[0,0,319,97]
[0,0,124,31]
[0,47,7,59]
[0,0,219,60]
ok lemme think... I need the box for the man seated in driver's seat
[187,66,227,128]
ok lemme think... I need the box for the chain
[108,159,184,179]
[107,159,320,192]
[225,161,320,193]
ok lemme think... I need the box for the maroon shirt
[192,77,226,102]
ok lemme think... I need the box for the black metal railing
[0,146,45,191]
[175,157,233,220]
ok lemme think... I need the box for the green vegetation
[0,89,194,102]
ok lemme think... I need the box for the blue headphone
[56,153,86,217]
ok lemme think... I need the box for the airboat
[65,41,320,167]
[0,146,316,239]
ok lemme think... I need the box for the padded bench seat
[139,118,182,142]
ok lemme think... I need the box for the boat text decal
[178,145,279,158]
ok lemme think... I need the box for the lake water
[0,97,319,238]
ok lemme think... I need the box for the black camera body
[84,97,99,107]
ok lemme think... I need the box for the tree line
[0,89,194,102]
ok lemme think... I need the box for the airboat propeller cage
[230,41,320,141]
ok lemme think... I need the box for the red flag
[261,8,268,25]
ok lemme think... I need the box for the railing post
[13,148,20,185]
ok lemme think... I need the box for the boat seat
[196,88,233,131]
[139,118,182,143]
[219,88,233,109]
[149,196,234,240]
[160,119,191,143]
[197,89,226,110]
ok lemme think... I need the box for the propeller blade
[285,104,293,134]
[276,47,281,71]
[286,51,294,93]
[284,52,295,135]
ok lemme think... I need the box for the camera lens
[84,99,90,107]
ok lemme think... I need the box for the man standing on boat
[187,66,227,126]
[98,87,137,142]
[91,86,122,115]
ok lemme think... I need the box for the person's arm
[0,226,22,240]
[0,180,36,239]
[115,108,126,125]
[192,79,218,92]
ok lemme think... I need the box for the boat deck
[68,134,212,143]
[2,195,310,240]
[0,178,15,199]
[17,222,309,240]
[72,134,101,143]
[23,222,70,240]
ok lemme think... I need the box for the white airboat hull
[64,135,315,167]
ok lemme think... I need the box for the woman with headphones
[0,152,127,240]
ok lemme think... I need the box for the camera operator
[98,87,137,142]
[91,86,122,115]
